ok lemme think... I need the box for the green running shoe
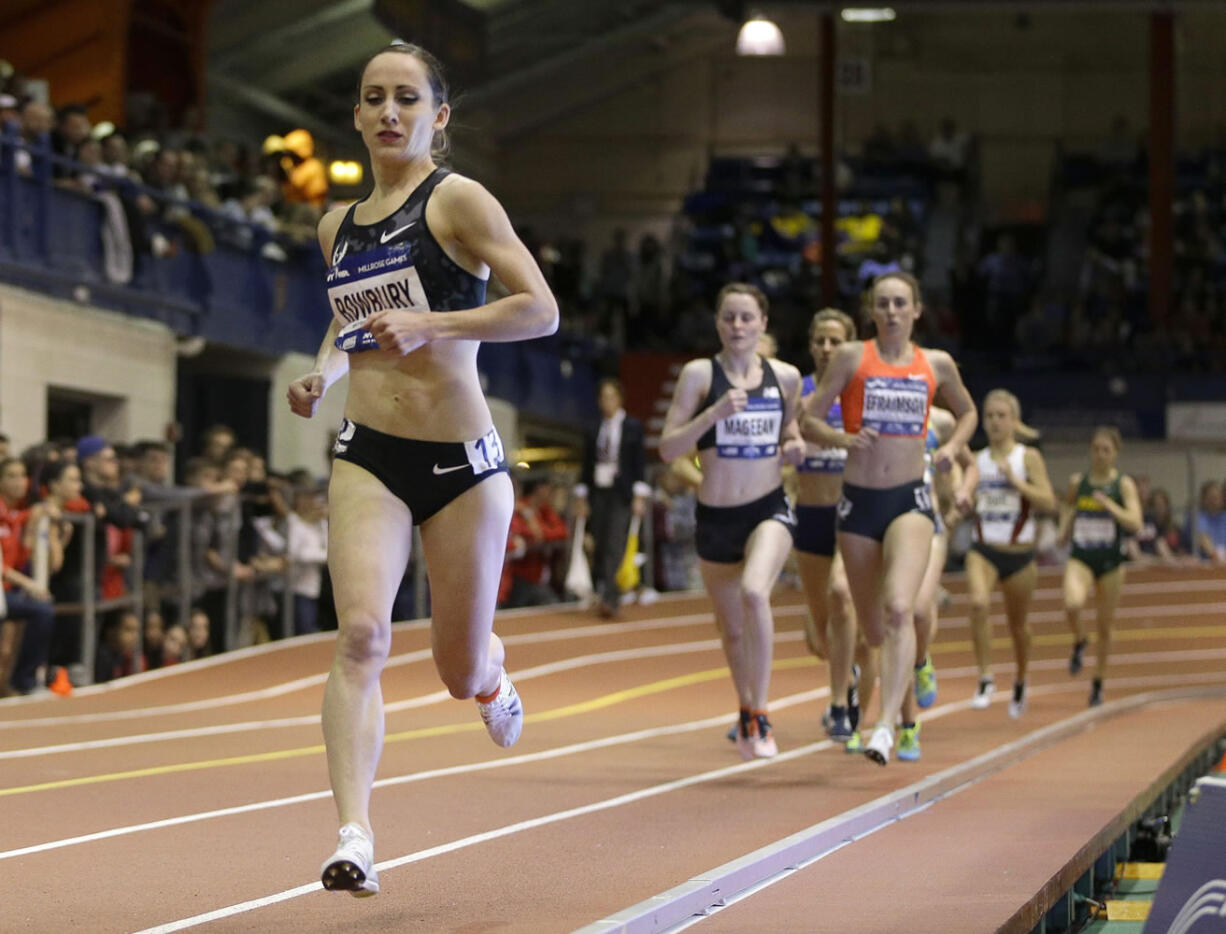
[897,723,921,762]
[914,655,937,709]
[844,730,863,754]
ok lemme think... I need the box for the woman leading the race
[287,42,558,896]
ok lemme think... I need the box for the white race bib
[1073,515,1116,549]
[977,484,1022,520]
[862,376,928,436]
[328,242,429,353]
[464,427,506,475]
[715,398,782,459]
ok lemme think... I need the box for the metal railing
[45,492,337,685]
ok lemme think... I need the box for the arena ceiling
[206,0,1210,145]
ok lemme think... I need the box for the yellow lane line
[0,657,818,798]
[5,620,1221,798]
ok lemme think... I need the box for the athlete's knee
[739,579,772,616]
[334,613,391,669]
[828,580,853,620]
[883,596,912,630]
[968,592,991,618]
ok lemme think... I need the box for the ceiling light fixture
[841,8,897,24]
[736,15,786,56]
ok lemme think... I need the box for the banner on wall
[1167,403,1226,442]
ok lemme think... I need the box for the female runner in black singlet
[287,42,557,897]
[659,283,805,761]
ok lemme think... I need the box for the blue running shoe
[914,656,937,709]
[897,723,921,762]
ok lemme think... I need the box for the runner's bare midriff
[344,340,492,441]
[845,439,926,489]
[696,448,783,508]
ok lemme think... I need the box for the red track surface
[1,565,1223,934]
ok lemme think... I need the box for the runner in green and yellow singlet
[1058,426,1142,707]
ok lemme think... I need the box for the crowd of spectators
[1125,475,1226,566]
[1,64,331,287]
[0,423,332,696]
[1010,115,1226,373]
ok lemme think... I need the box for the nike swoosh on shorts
[432,463,470,475]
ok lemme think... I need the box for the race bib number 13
[464,427,506,474]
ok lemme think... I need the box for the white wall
[267,352,348,479]
[0,285,177,451]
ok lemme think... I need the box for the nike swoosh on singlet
[432,463,470,475]
[380,222,416,244]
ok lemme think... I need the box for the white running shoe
[864,725,893,766]
[1008,683,1027,719]
[971,677,994,710]
[321,823,379,897]
[477,668,524,747]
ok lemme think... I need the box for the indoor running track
[1,564,1224,934]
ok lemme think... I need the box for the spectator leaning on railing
[13,98,52,177]
[77,434,148,584]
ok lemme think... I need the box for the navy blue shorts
[836,480,935,543]
[331,418,508,524]
[794,504,837,557]
[695,487,796,564]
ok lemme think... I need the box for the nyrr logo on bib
[862,375,928,436]
[716,397,781,459]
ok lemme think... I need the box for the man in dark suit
[574,379,650,617]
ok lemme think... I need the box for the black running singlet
[695,356,785,459]
[325,168,487,352]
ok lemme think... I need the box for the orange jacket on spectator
[281,129,328,207]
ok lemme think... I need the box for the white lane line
[6,598,1226,760]
[7,655,1225,873]
[9,603,1226,764]
[0,611,735,729]
[0,687,828,863]
[5,572,1218,725]
[130,672,1226,934]
[0,637,753,759]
